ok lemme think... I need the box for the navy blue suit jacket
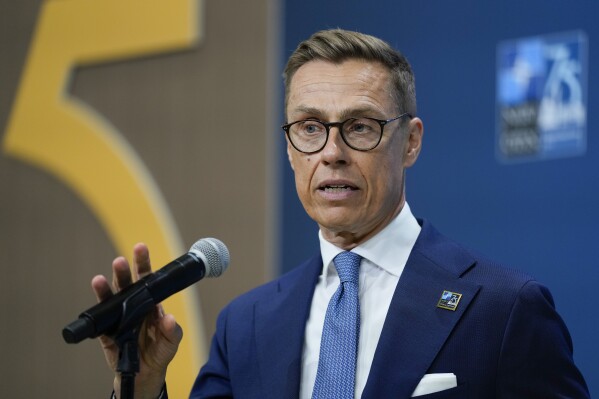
[189,221,589,398]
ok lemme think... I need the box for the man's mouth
[319,184,357,193]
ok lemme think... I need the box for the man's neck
[320,198,405,250]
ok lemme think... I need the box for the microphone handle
[62,253,205,343]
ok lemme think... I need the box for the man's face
[286,59,423,248]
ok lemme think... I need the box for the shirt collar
[318,202,421,281]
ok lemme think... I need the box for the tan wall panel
[0,0,277,397]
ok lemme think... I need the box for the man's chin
[317,216,360,237]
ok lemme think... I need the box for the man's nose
[321,126,349,165]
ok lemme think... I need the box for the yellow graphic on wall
[3,0,204,396]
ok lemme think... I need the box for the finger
[98,334,119,371]
[146,304,165,329]
[159,314,183,345]
[91,275,113,303]
[138,313,182,373]
[132,243,152,280]
[156,303,165,318]
[138,312,180,354]
[112,256,132,291]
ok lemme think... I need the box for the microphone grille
[190,238,230,278]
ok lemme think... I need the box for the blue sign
[497,31,587,161]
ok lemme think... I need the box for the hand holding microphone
[64,238,230,343]
[72,238,229,399]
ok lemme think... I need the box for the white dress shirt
[299,203,421,399]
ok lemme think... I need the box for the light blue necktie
[312,251,362,399]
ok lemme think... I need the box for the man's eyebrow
[338,107,385,120]
[290,106,384,121]
[290,106,326,120]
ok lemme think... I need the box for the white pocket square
[411,373,457,397]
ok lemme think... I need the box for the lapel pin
[437,290,462,311]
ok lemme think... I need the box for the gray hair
[283,29,417,116]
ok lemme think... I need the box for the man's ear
[403,117,423,168]
[287,140,295,171]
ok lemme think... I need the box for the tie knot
[333,251,362,283]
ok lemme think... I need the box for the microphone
[62,238,230,344]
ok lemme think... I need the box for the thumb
[159,313,183,347]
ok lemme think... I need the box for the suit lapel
[254,255,322,399]
[250,221,479,399]
[362,221,480,399]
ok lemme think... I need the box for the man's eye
[299,122,323,134]
[346,120,375,133]
[351,123,367,132]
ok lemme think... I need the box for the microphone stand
[115,326,142,399]
[110,284,157,399]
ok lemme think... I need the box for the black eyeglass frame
[282,112,412,154]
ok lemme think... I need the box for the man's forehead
[286,59,395,117]
[290,59,390,87]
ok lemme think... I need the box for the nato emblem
[437,290,462,311]
[496,31,587,162]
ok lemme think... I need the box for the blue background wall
[279,1,598,394]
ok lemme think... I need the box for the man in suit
[95,29,589,398]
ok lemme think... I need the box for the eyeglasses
[282,113,412,154]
